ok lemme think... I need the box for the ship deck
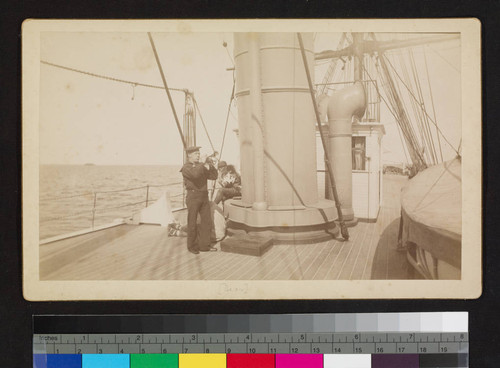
[40,175,413,280]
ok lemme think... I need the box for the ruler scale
[33,313,468,368]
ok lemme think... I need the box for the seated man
[214,161,241,205]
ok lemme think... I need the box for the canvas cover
[400,157,462,268]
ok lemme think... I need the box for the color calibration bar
[33,353,468,368]
[33,313,468,368]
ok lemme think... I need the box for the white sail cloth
[400,157,462,269]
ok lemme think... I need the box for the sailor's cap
[185,145,201,154]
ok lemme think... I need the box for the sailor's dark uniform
[181,161,218,252]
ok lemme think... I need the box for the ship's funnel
[225,33,339,244]
[326,81,366,223]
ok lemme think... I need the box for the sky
[39,31,461,166]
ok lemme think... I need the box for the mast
[315,34,460,61]
[352,33,364,82]
[315,32,459,173]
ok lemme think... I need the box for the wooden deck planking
[327,222,366,280]
[275,241,327,280]
[302,240,338,279]
[358,220,379,280]
[253,243,311,280]
[346,221,374,279]
[337,222,370,280]
[307,240,340,280]
[309,240,344,280]
[233,245,292,280]
[40,175,410,281]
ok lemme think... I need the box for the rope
[148,182,183,188]
[405,49,433,164]
[426,44,460,73]
[40,211,91,223]
[218,74,236,159]
[96,185,148,194]
[378,54,428,169]
[41,182,183,202]
[40,60,187,93]
[297,32,349,241]
[97,200,146,211]
[148,32,187,149]
[40,192,94,202]
[383,55,460,156]
[316,33,347,97]
[409,47,438,165]
[363,59,427,170]
[209,72,236,200]
[193,97,216,152]
[423,46,444,162]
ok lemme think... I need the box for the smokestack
[225,32,340,244]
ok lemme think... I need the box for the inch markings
[34,332,469,355]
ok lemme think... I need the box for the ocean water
[39,165,184,239]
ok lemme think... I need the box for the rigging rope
[402,49,431,164]
[370,57,427,171]
[297,32,349,240]
[316,33,347,97]
[209,72,236,200]
[369,54,409,164]
[409,47,438,165]
[40,182,184,202]
[193,97,216,153]
[40,60,187,93]
[383,55,460,156]
[218,74,236,160]
[394,51,424,158]
[426,44,460,73]
[148,32,187,149]
[423,46,444,162]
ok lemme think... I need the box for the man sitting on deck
[180,146,218,255]
[214,161,242,206]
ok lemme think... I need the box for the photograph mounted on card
[22,19,482,300]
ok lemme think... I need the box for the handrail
[41,182,183,202]
[40,182,186,230]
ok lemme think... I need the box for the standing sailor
[181,146,218,254]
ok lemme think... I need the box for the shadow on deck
[370,218,422,280]
[40,175,412,281]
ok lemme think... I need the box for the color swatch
[33,353,469,368]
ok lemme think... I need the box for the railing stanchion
[91,192,97,229]
[145,185,150,207]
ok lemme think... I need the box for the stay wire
[402,50,429,163]
[218,73,236,160]
[367,58,426,168]
[383,55,460,156]
[297,32,349,240]
[426,44,460,73]
[409,47,438,164]
[423,45,444,162]
[370,55,410,164]
[209,72,235,200]
[40,60,186,93]
[193,97,216,153]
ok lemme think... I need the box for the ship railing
[315,79,381,122]
[40,182,185,230]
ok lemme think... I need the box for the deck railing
[40,182,185,230]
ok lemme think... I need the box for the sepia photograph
[22,19,481,300]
